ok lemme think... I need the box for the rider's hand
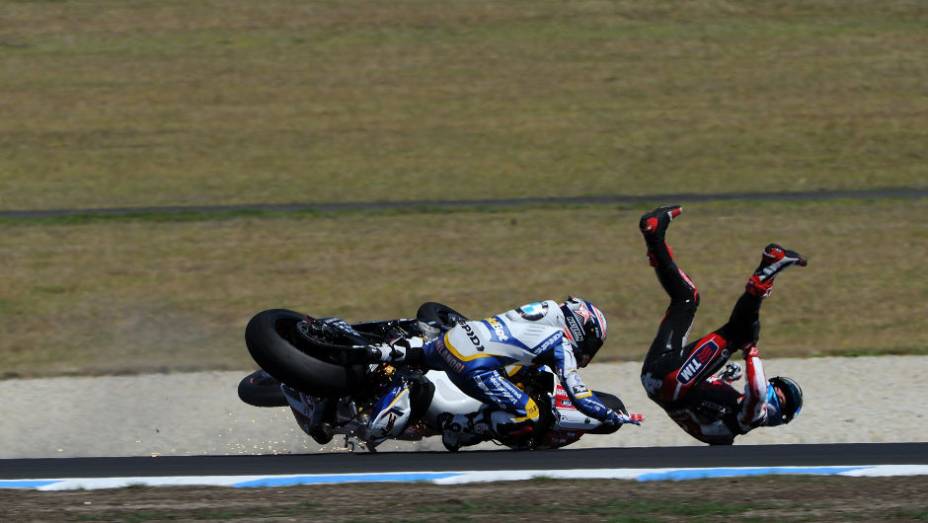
[607,411,644,426]
[367,343,402,363]
[719,362,743,383]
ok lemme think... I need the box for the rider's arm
[737,345,769,430]
[551,338,622,424]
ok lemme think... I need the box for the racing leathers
[376,301,637,449]
[638,205,805,445]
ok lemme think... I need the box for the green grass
[74,501,323,522]
[416,497,754,519]
[1,0,926,210]
[15,476,925,522]
[0,199,925,377]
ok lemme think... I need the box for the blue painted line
[232,472,461,488]
[637,466,864,482]
[0,480,60,489]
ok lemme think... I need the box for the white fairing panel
[368,386,414,444]
[549,383,605,431]
[423,370,484,423]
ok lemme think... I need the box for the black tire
[589,391,628,434]
[416,302,468,330]
[238,369,288,407]
[245,309,368,397]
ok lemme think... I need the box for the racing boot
[639,205,683,243]
[746,243,807,297]
[440,413,489,452]
[639,205,698,304]
[639,205,683,269]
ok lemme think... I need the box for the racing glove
[363,339,424,365]
[606,411,644,427]
[368,342,406,363]
[719,362,743,383]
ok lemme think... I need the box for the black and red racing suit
[640,238,771,445]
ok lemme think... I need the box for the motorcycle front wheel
[245,309,368,397]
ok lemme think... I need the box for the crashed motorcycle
[239,302,629,451]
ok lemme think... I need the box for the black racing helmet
[767,376,803,425]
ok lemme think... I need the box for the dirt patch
[2,357,926,458]
[2,476,926,522]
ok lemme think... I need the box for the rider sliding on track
[638,205,805,445]
[369,298,643,450]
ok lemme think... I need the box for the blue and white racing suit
[424,300,625,437]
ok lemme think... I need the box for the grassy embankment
[1,1,926,376]
[2,476,926,522]
[1,0,925,210]
[1,200,925,377]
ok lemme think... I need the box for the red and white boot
[746,243,807,297]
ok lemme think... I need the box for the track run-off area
[2,443,927,490]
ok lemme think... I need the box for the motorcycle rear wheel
[237,369,288,407]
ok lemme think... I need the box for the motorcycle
[239,302,629,451]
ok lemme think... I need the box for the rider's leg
[669,243,809,395]
[442,369,539,450]
[638,206,702,400]
[717,243,809,349]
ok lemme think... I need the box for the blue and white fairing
[367,380,415,445]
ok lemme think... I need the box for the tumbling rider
[638,205,805,445]
[369,298,643,450]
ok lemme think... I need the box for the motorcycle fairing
[368,381,414,446]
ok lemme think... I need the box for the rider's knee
[520,398,540,422]
[489,398,539,433]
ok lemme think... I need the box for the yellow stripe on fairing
[383,388,409,412]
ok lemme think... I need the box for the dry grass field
[1,1,926,377]
[1,199,925,377]
[1,0,926,210]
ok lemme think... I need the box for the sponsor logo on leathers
[460,322,486,352]
[486,317,509,341]
[677,340,720,384]
[517,302,548,321]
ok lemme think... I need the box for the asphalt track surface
[1,443,926,480]
[2,187,926,219]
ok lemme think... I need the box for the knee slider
[489,398,539,432]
